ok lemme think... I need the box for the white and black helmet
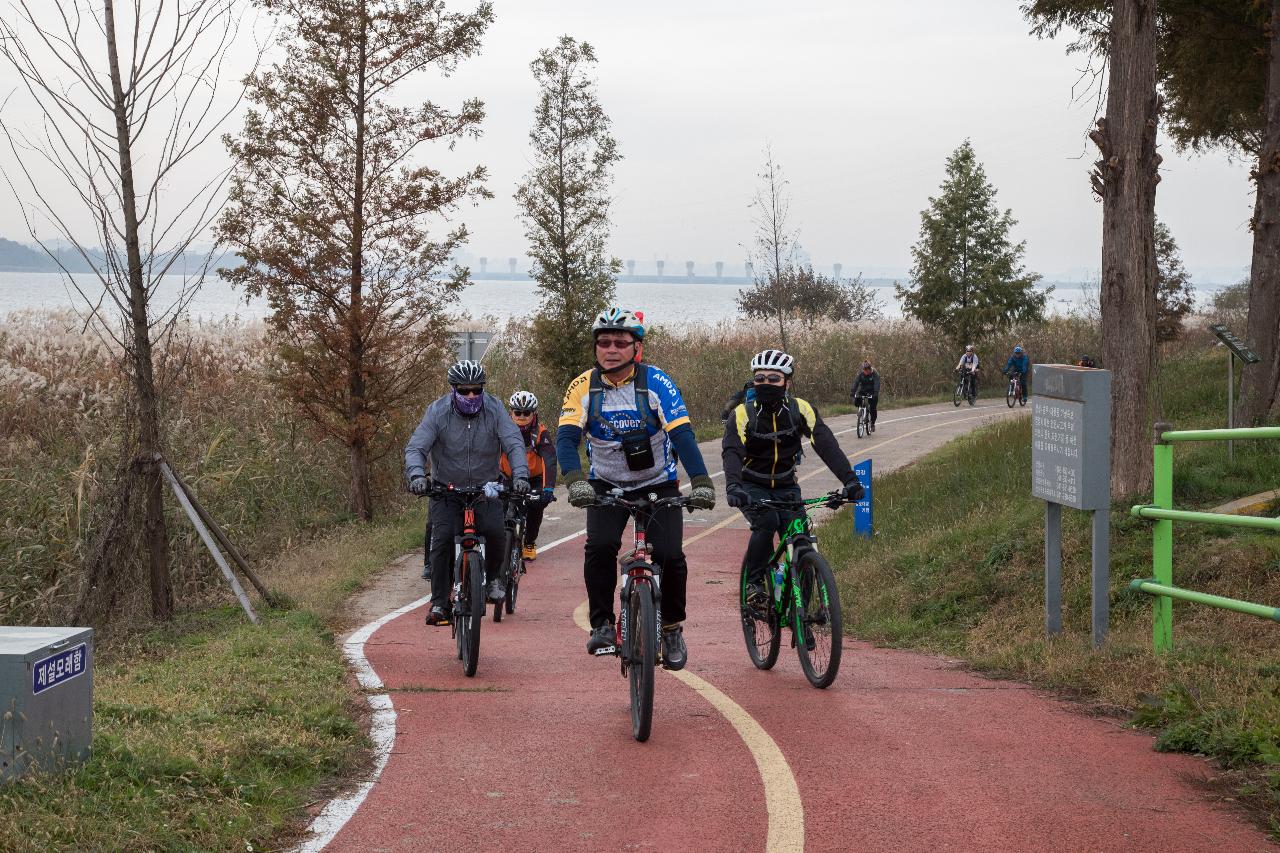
[592,307,645,340]
[447,359,486,385]
[750,349,794,376]
[508,390,538,412]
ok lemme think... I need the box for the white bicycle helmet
[592,307,646,340]
[964,344,974,352]
[750,349,794,376]
[508,390,538,411]
[447,359,486,385]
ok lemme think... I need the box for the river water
[0,271,1135,326]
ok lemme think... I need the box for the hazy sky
[0,1,1257,283]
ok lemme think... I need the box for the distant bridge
[467,257,855,286]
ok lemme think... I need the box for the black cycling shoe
[587,623,616,655]
[745,583,769,610]
[660,625,687,671]
[421,565,430,579]
[424,606,450,626]
[487,577,506,603]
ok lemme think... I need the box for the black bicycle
[740,490,847,688]
[953,369,977,407]
[495,489,555,621]
[424,484,494,677]
[854,395,873,438]
[591,489,692,742]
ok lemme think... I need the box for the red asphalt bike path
[330,525,1267,851]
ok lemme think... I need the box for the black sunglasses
[511,409,536,416]
[753,373,785,384]
[455,386,483,396]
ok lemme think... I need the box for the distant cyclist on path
[556,308,716,671]
[723,349,864,608]
[405,360,530,626]
[850,359,882,433]
[1002,345,1030,404]
[956,344,980,394]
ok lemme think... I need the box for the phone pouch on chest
[619,428,655,471]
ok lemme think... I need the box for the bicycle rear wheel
[460,551,484,677]
[494,532,515,622]
[740,559,781,670]
[627,578,657,742]
[966,377,977,406]
[794,550,843,689]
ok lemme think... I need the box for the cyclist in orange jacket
[500,390,557,560]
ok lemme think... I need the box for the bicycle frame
[614,505,663,674]
[751,494,840,632]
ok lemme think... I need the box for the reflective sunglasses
[595,337,635,350]
[455,386,484,396]
[753,373,785,385]
[511,409,536,417]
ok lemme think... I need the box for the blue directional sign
[853,458,872,539]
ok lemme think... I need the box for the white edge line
[293,530,587,852]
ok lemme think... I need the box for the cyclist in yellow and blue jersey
[557,308,715,671]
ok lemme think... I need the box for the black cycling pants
[738,482,804,585]
[524,475,546,545]
[425,492,505,610]
[583,480,687,628]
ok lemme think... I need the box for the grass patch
[0,609,363,852]
[820,350,1280,829]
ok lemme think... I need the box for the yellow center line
[572,600,804,852]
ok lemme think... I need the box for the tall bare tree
[738,147,799,349]
[1026,0,1162,498]
[219,0,493,521]
[1240,0,1280,424]
[514,35,621,390]
[1094,0,1161,499]
[0,0,249,621]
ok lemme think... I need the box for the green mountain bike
[739,490,846,688]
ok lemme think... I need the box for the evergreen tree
[515,36,621,390]
[898,141,1046,346]
[738,265,883,326]
[218,0,493,521]
[1155,220,1195,343]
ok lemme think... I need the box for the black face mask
[753,382,786,409]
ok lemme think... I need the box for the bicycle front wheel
[953,382,963,407]
[794,551,843,689]
[856,407,867,438]
[461,551,484,677]
[740,559,780,670]
[1006,381,1016,408]
[627,579,657,742]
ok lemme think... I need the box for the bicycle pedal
[592,645,618,656]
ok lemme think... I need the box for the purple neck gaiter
[452,390,484,416]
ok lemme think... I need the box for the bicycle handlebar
[592,492,692,513]
[748,489,847,511]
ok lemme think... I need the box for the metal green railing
[1129,424,1280,653]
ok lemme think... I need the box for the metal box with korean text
[0,626,93,781]
[1031,364,1111,511]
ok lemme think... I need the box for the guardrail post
[1151,422,1174,653]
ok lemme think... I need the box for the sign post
[1208,324,1260,462]
[852,458,872,539]
[1031,364,1112,647]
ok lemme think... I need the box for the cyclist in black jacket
[723,349,864,607]
[850,360,881,432]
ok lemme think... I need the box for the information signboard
[1030,365,1111,512]
[1209,324,1260,364]
[853,459,872,539]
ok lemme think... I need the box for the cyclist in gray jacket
[405,360,530,626]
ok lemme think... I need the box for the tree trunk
[105,0,172,619]
[1241,0,1280,426]
[1095,0,1161,500]
[348,9,373,521]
